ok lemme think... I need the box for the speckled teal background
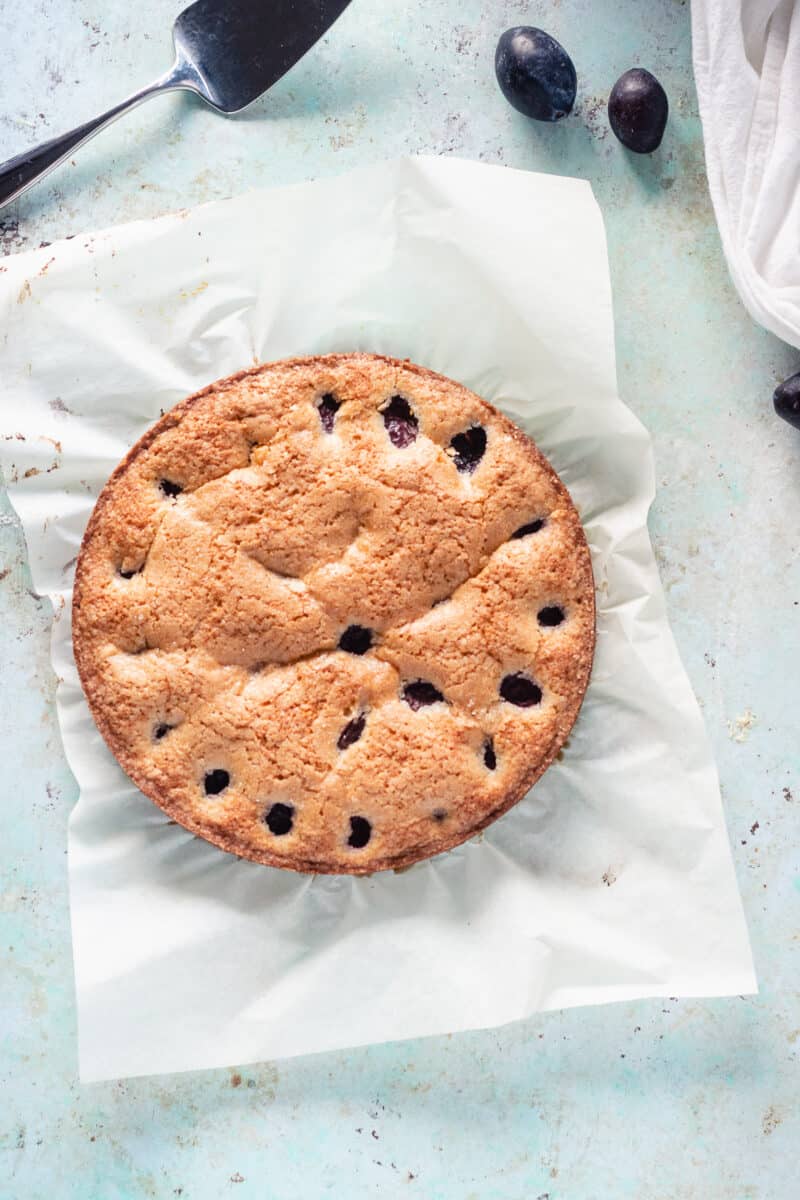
[1,2,798,1197]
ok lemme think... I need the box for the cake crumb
[727,709,756,742]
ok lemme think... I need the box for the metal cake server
[0,0,352,212]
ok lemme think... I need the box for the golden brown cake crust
[72,353,595,874]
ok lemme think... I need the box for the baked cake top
[72,353,595,874]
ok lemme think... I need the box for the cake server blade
[0,0,353,212]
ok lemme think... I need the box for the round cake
[73,353,595,874]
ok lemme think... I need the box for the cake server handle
[0,62,194,212]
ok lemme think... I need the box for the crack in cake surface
[119,494,560,674]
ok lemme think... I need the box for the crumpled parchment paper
[0,156,756,1081]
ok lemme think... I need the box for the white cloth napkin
[692,0,800,348]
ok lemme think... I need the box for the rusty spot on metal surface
[762,1106,782,1135]
[230,1072,242,1087]
[44,58,63,89]
[0,216,24,254]
[580,95,609,140]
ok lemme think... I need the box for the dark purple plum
[495,27,576,122]
[774,372,800,430]
[338,624,373,655]
[265,802,294,836]
[608,68,668,154]
[382,395,418,448]
[347,816,371,848]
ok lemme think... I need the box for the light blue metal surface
[1,2,797,1197]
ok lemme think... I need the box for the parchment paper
[0,157,756,1081]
